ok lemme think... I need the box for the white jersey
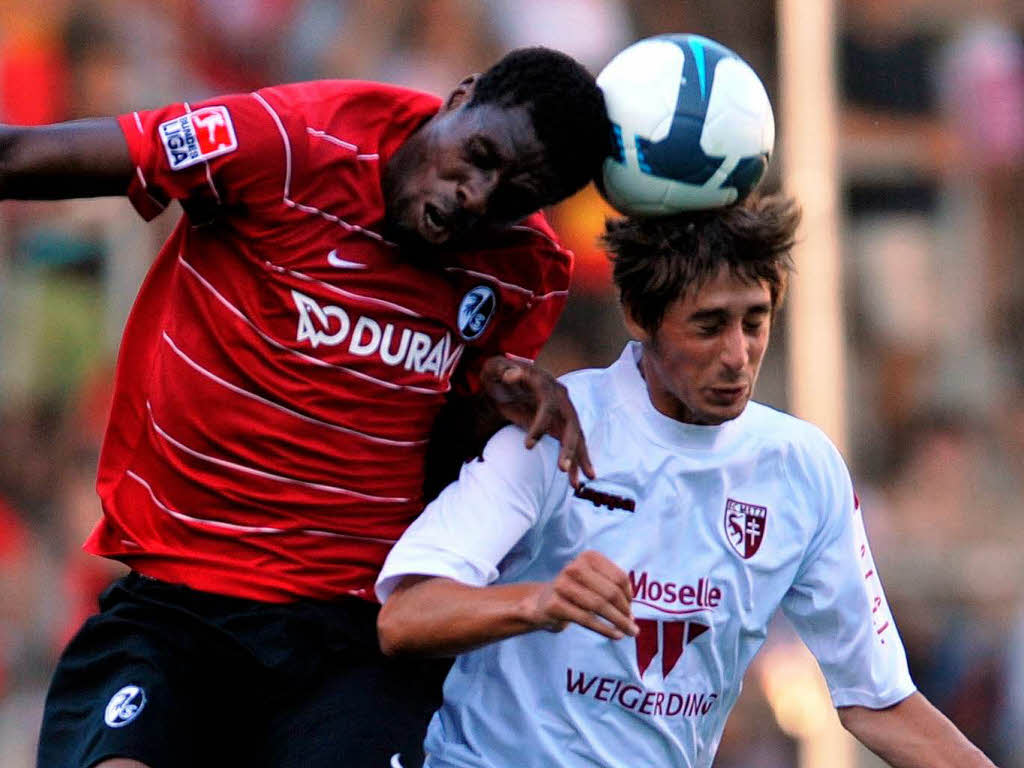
[377,342,915,768]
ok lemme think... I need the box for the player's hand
[480,355,596,488]
[527,550,638,640]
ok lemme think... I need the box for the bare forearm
[0,118,133,200]
[839,693,997,768]
[377,576,546,656]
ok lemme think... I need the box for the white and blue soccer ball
[597,34,775,216]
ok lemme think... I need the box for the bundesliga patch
[159,105,238,170]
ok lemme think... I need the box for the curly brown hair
[602,194,801,336]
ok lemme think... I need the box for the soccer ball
[597,34,775,216]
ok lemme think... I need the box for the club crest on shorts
[104,684,146,728]
[159,105,238,170]
[724,498,767,559]
[457,285,496,341]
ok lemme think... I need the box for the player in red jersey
[0,47,612,768]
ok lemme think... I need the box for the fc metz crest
[724,498,767,559]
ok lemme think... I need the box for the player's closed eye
[466,138,500,169]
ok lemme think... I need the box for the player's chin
[699,391,750,424]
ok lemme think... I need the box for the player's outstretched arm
[837,692,999,768]
[0,119,133,200]
[479,355,596,488]
[377,550,638,657]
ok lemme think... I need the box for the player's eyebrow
[690,303,771,322]
[469,134,504,163]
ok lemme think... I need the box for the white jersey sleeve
[376,426,561,603]
[780,439,916,709]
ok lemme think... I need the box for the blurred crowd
[1,0,1023,766]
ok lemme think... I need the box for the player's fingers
[548,597,626,640]
[578,567,635,623]
[574,551,634,608]
[557,429,580,482]
[524,398,554,450]
[577,433,596,481]
[554,573,637,636]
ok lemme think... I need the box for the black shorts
[38,573,452,768]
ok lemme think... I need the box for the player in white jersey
[375,195,998,768]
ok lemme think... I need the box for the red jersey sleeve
[117,91,307,222]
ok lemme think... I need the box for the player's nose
[456,170,496,217]
[719,325,749,371]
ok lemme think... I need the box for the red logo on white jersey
[635,618,709,678]
[159,106,238,170]
[724,498,767,559]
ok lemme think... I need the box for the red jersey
[88,81,572,602]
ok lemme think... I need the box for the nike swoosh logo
[327,249,367,269]
[389,754,405,768]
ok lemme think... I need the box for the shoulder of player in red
[115,80,443,221]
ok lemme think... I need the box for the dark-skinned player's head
[383,47,611,252]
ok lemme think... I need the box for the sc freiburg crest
[457,285,497,341]
[724,498,766,559]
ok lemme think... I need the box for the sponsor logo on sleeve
[724,498,767,559]
[104,684,146,728]
[457,285,496,341]
[159,105,238,170]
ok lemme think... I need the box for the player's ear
[622,304,651,345]
[443,75,480,112]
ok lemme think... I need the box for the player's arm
[837,692,998,768]
[377,550,638,656]
[423,356,594,501]
[782,442,998,767]
[0,119,133,200]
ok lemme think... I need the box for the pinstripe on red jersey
[90,81,572,602]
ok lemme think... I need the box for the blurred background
[1,0,1023,765]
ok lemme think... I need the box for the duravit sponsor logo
[292,290,462,379]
